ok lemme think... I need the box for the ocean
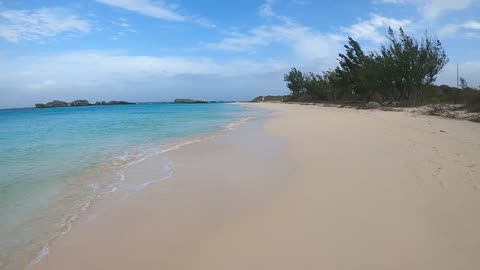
[0,103,254,269]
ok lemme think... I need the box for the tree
[283,27,450,105]
[323,70,344,101]
[381,27,448,103]
[283,68,306,97]
[336,37,368,99]
[303,72,330,100]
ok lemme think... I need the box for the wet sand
[34,103,480,270]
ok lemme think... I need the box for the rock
[35,100,134,108]
[35,100,69,108]
[70,100,91,106]
[48,100,70,107]
[382,101,392,106]
[105,101,135,105]
[365,101,381,109]
[174,99,208,104]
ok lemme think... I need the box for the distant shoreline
[35,100,136,108]
[32,99,243,109]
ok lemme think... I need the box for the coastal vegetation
[281,27,480,111]
[251,95,290,102]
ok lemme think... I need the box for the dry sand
[34,103,480,270]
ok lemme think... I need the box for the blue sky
[0,0,479,108]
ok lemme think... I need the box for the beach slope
[35,103,480,270]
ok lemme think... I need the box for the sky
[0,0,479,108]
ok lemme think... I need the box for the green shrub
[466,96,480,112]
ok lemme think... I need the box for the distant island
[35,100,135,108]
[174,99,208,104]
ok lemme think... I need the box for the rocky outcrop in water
[174,99,208,104]
[35,100,70,108]
[105,101,135,105]
[35,100,135,108]
[70,100,91,106]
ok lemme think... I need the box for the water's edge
[23,104,266,269]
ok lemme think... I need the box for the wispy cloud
[192,16,216,28]
[342,14,412,43]
[257,0,293,22]
[209,0,343,64]
[209,12,410,63]
[0,8,90,43]
[208,21,339,63]
[377,0,474,20]
[96,0,215,27]
[438,20,480,38]
[259,0,275,17]
[2,51,287,81]
[96,0,186,21]
[464,20,480,30]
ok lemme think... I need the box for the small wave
[24,115,255,269]
[27,246,49,269]
[110,116,254,174]
[117,171,126,182]
[104,160,173,194]
[225,117,255,131]
[80,199,92,212]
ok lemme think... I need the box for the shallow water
[0,103,256,269]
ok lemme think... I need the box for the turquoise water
[0,103,253,269]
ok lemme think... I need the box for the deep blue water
[0,103,252,269]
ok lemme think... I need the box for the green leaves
[284,27,450,104]
[283,68,306,97]
[378,28,449,103]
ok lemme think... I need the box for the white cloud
[422,0,473,20]
[464,20,480,30]
[437,24,461,37]
[0,8,90,43]
[377,0,474,20]
[259,0,275,17]
[210,0,339,62]
[192,16,216,28]
[208,21,340,64]
[96,0,186,21]
[96,0,215,27]
[0,51,290,108]
[1,51,288,82]
[438,20,480,38]
[212,0,410,56]
[421,0,472,20]
[342,15,412,43]
[209,13,411,65]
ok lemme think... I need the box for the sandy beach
[34,103,480,270]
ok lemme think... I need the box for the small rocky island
[174,99,208,104]
[35,100,135,108]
